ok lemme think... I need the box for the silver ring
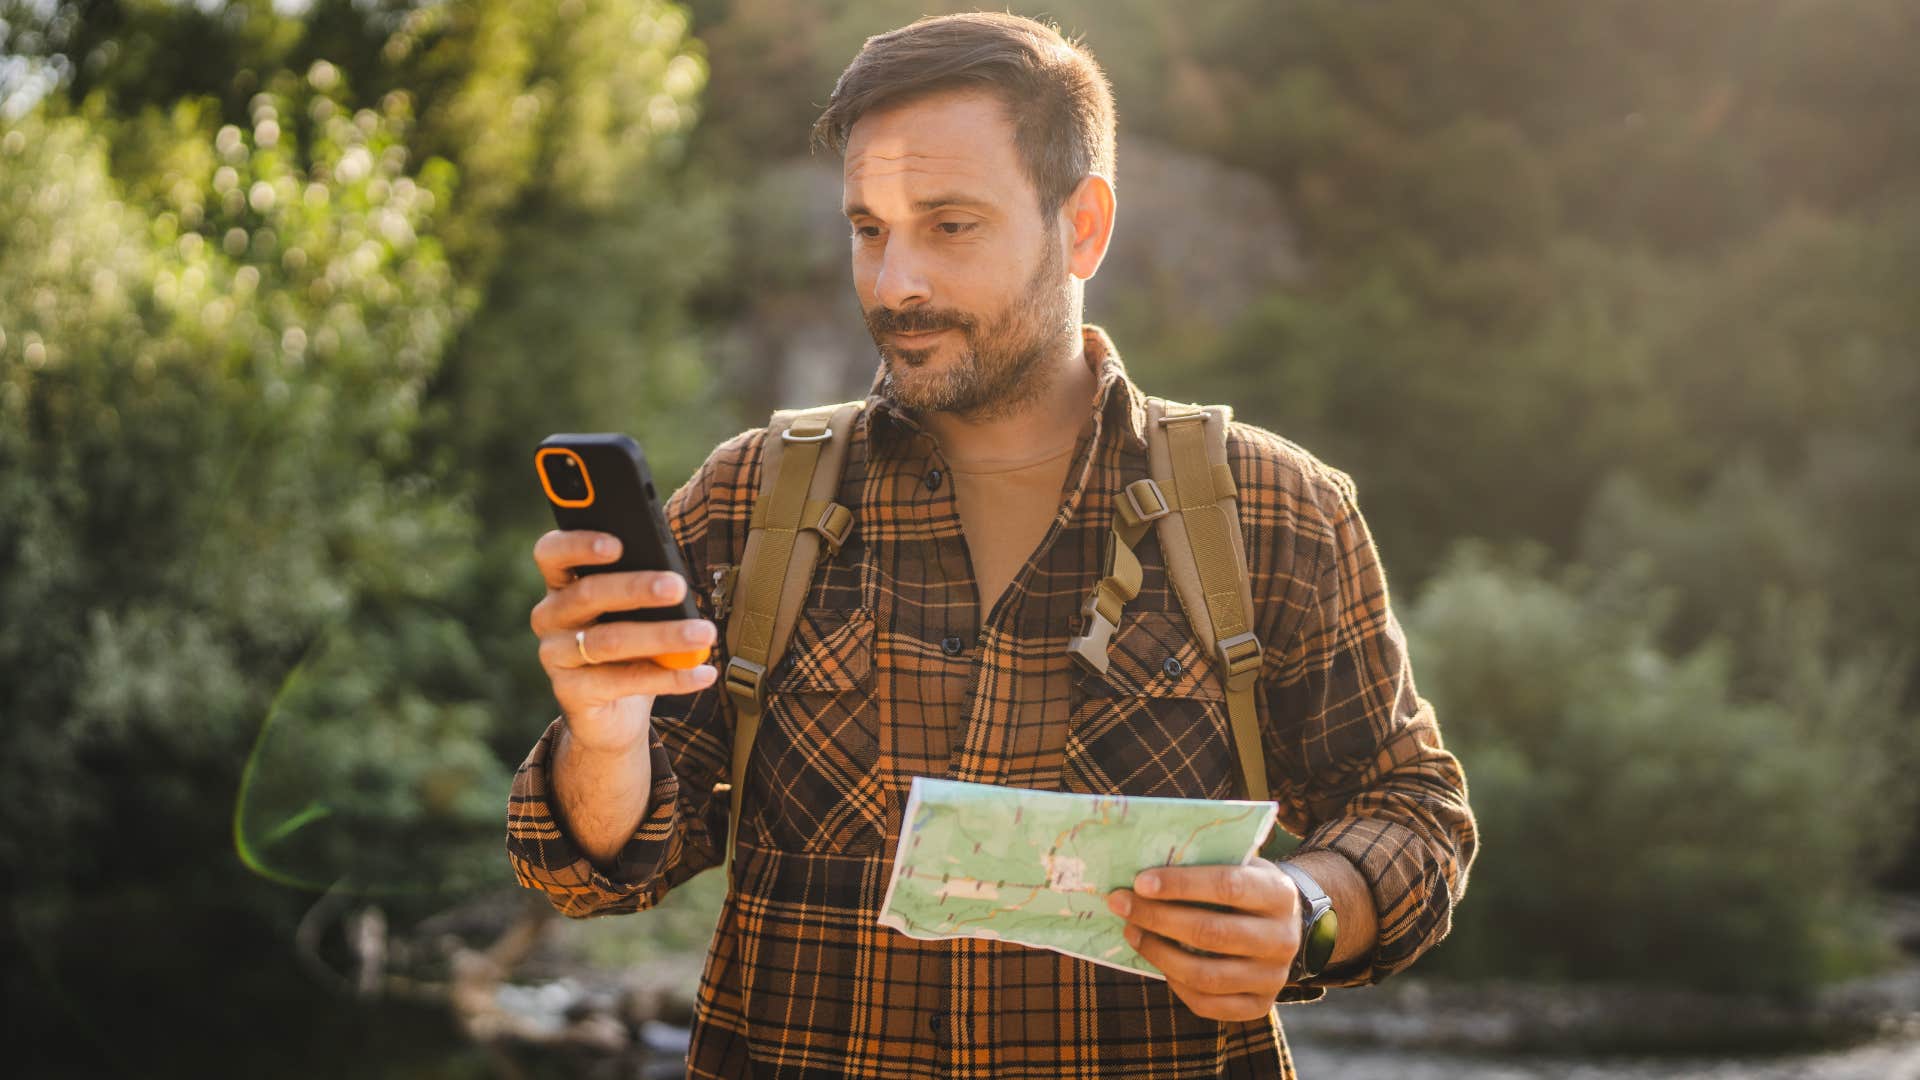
[575,628,596,666]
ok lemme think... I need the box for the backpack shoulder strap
[720,399,863,866]
[1062,395,1267,803]
[1146,399,1267,803]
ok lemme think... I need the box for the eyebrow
[843,194,995,219]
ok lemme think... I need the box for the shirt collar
[861,323,1150,456]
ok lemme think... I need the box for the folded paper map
[877,776,1278,978]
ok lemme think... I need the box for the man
[508,12,1475,1077]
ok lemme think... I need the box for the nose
[873,239,931,311]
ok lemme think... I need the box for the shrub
[1405,543,1917,993]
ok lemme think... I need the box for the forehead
[841,89,1031,216]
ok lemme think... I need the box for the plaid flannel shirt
[507,325,1477,1078]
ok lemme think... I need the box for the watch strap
[1274,860,1338,981]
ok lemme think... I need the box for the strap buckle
[1118,478,1169,528]
[782,427,833,444]
[812,502,855,554]
[709,564,739,622]
[723,656,768,708]
[1065,592,1119,675]
[1215,630,1263,688]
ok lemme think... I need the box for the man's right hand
[530,530,719,754]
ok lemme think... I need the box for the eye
[937,221,978,236]
[851,224,883,241]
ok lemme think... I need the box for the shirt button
[1162,655,1183,677]
[942,635,965,657]
[925,468,944,491]
[928,1010,944,1034]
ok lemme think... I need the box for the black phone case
[537,433,700,624]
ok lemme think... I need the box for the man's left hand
[1105,858,1301,1022]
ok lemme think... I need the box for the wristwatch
[1274,860,1339,981]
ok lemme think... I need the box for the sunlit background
[4,1,1919,1076]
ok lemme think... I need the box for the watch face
[1303,908,1339,975]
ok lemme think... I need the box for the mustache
[866,307,974,336]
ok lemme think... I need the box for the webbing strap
[1153,401,1269,803]
[746,497,854,552]
[721,401,862,867]
[1160,405,1254,646]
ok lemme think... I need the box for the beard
[866,232,1077,422]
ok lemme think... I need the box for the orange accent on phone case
[535,447,596,508]
[655,647,711,670]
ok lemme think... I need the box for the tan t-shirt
[948,441,1079,615]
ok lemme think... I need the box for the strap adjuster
[1119,478,1169,528]
[723,656,768,707]
[1065,593,1119,675]
[1215,630,1262,687]
[812,502,855,554]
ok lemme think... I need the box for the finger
[1161,974,1275,1024]
[552,658,718,701]
[1110,892,1291,960]
[1133,862,1295,916]
[1126,926,1290,1000]
[540,619,716,671]
[532,530,622,590]
[532,570,690,634]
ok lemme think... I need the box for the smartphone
[536,433,709,669]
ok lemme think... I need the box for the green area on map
[877,777,1278,979]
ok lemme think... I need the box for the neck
[921,332,1100,471]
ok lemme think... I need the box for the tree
[1,1,725,1068]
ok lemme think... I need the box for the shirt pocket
[1062,609,1241,800]
[747,606,887,855]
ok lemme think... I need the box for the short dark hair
[811,12,1117,216]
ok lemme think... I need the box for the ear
[1060,172,1117,281]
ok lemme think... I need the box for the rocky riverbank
[1281,967,1920,1079]
[1287,1027,1920,1080]
[1280,963,1920,1058]
[358,886,1920,1076]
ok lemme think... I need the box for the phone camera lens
[544,453,590,501]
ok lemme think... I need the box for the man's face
[842,89,1078,420]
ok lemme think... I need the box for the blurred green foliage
[0,70,474,888]
[3,2,1919,1069]
[2,0,731,1070]
[1406,544,1917,992]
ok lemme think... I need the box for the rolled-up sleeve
[505,430,761,918]
[1261,472,1478,993]
[505,707,724,917]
